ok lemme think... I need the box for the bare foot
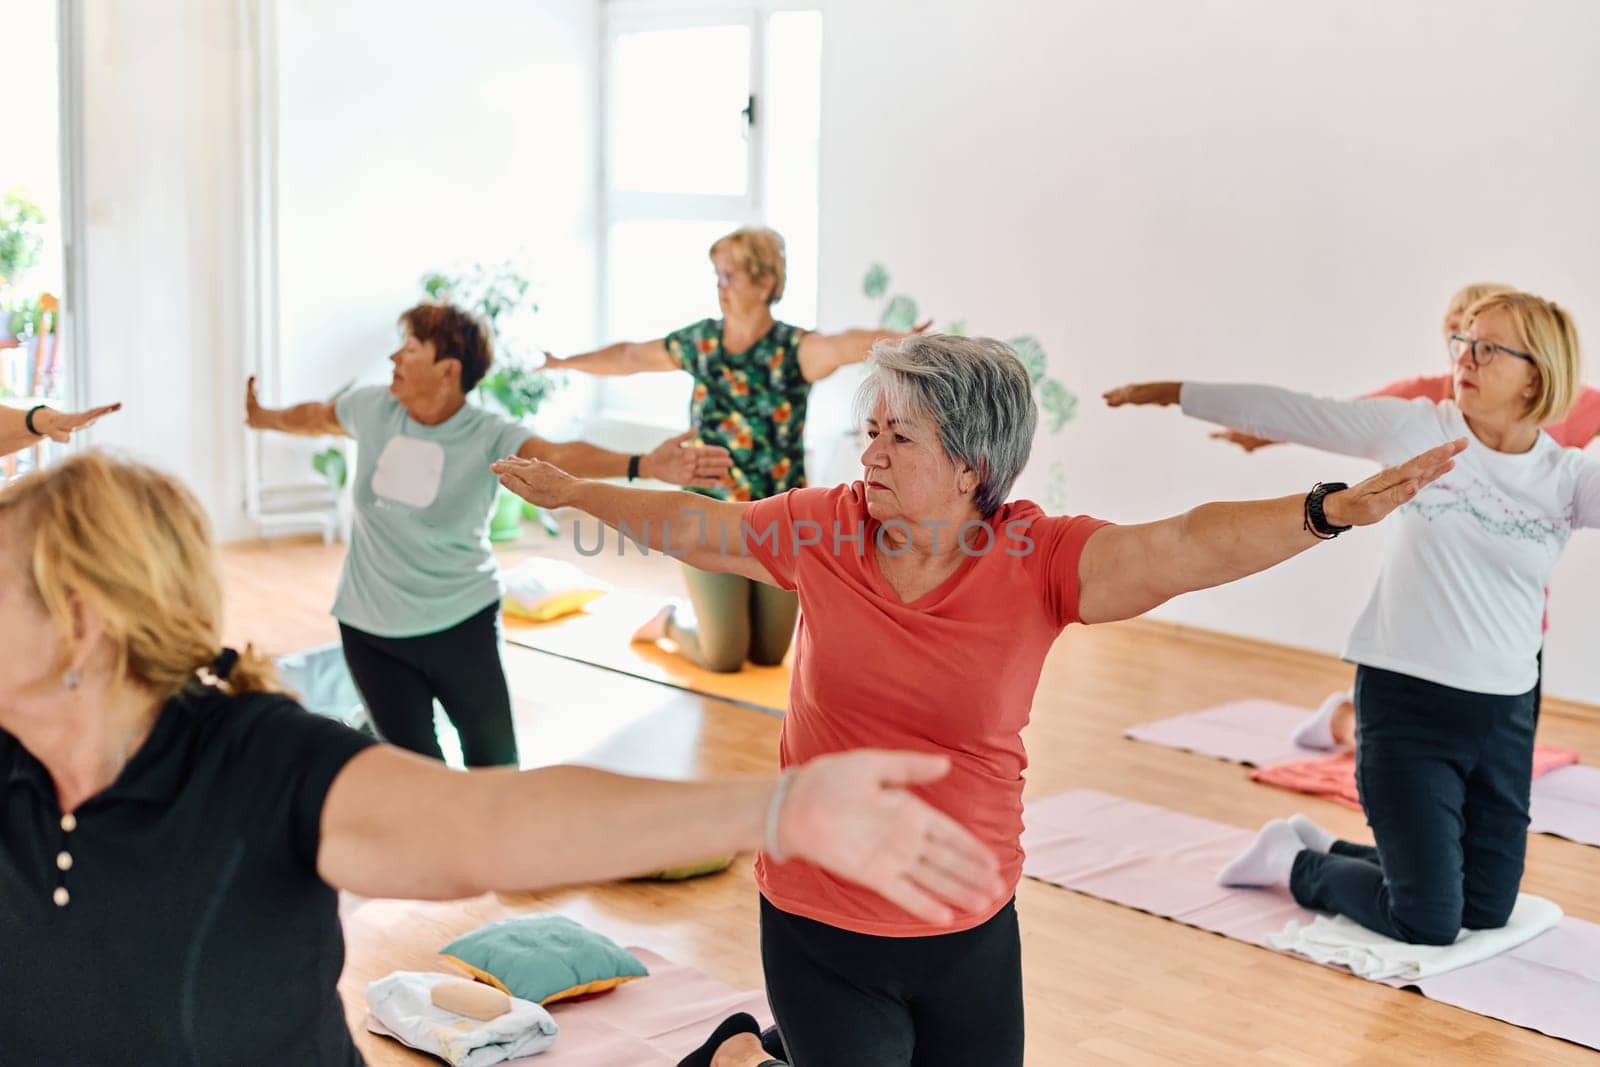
[1330,699,1356,746]
[632,604,675,644]
[711,1032,774,1067]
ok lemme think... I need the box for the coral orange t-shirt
[742,482,1108,937]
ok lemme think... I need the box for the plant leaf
[880,294,918,332]
[1044,460,1069,510]
[1039,378,1079,432]
[862,263,890,300]
[1007,335,1048,384]
[311,447,348,491]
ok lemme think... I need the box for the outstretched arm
[1076,438,1466,624]
[1,401,122,458]
[542,338,676,376]
[318,746,1005,925]
[492,454,770,582]
[1208,374,1451,454]
[244,375,346,437]
[797,320,932,382]
[1104,380,1422,462]
[516,429,733,488]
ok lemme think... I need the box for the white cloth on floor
[1269,893,1564,981]
[367,971,559,1065]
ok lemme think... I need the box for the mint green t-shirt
[332,386,530,638]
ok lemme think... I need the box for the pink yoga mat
[1529,765,1600,847]
[1129,703,1600,847]
[1123,700,1333,767]
[368,948,770,1065]
[1021,789,1600,1051]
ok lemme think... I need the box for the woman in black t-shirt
[0,452,1001,1065]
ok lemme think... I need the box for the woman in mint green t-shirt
[545,226,925,673]
[246,302,730,765]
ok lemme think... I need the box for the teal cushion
[440,915,649,1005]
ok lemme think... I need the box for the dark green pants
[668,564,799,673]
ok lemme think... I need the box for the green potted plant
[0,190,48,348]
[420,260,563,540]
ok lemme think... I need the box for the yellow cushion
[502,588,605,623]
[645,854,737,881]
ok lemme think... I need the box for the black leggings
[759,896,1023,1067]
[339,601,518,766]
[1290,664,1536,944]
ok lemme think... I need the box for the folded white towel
[367,971,559,1066]
[1269,893,1563,981]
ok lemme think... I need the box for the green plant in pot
[0,190,48,345]
[421,260,563,541]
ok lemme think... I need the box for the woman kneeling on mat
[245,301,731,766]
[1105,290,1590,947]
[0,451,1003,1063]
[543,226,927,674]
[495,333,1461,1066]
[1213,281,1600,750]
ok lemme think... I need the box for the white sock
[1217,819,1303,887]
[1288,813,1337,853]
[1291,691,1351,751]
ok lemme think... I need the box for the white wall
[268,0,600,490]
[71,0,601,538]
[74,0,259,538]
[816,1,1600,702]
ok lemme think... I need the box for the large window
[599,4,821,425]
[0,0,71,475]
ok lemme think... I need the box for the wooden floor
[219,517,1600,1066]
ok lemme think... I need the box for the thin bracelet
[1303,494,1338,541]
[24,405,49,436]
[764,768,798,863]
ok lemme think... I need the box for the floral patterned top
[664,318,810,502]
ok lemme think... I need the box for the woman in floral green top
[545,227,925,672]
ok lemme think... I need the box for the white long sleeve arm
[1180,382,1427,464]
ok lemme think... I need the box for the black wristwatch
[24,404,49,436]
[627,454,641,482]
[1304,481,1351,540]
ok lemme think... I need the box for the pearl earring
[63,668,81,691]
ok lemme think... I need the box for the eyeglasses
[1448,334,1537,368]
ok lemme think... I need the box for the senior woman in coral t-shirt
[493,334,1462,1067]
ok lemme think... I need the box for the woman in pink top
[493,335,1462,1067]
[1214,283,1600,749]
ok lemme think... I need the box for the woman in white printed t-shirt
[1104,291,1589,946]
[245,302,732,767]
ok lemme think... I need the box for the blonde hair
[0,452,280,699]
[1445,282,1515,328]
[710,227,787,304]
[1461,291,1582,425]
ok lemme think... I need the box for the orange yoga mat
[503,591,791,715]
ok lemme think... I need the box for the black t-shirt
[0,686,378,1065]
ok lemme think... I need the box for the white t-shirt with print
[1182,382,1600,695]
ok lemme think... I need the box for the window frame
[594,0,821,433]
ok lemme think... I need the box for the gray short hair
[853,335,1037,516]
